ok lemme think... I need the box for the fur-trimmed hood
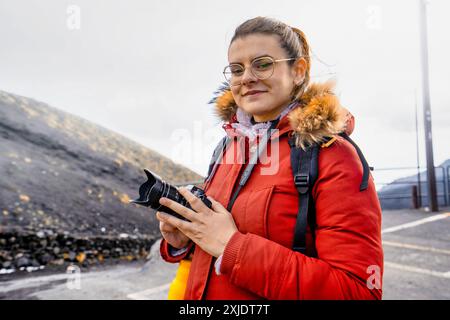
[209,80,348,149]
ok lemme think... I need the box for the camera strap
[204,136,232,185]
[226,119,279,212]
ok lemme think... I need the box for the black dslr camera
[130,169,212,221]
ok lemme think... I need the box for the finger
[159,197,199,222]
[207,196,229,214]
[178,187,211,214]
[157,213,182,233]
[157,211,194,234]
[158,218,177,233]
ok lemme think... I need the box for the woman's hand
[158,216,191,249]
[155,187,238,258]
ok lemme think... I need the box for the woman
[156,16,383,300]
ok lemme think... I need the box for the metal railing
[173,165,450,209]
[373,165,449,208]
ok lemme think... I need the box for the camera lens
[130,170,185,219]
[130,169,211,221]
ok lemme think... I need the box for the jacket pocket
[244,185,275,238]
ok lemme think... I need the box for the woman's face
[227,34,306,122]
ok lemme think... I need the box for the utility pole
[418,0,439,212]
[414,91,422,208]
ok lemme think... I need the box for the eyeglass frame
[223,56,299,86]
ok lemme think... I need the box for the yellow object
[321,136,337,148]
[167,259,191,300]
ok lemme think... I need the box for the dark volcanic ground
[0,90,202,274]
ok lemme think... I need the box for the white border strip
[383,240,450,256]
[382,212,450,234]
[384,261,450,279]
[127,283,171,300]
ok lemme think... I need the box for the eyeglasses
[223,56,297,86]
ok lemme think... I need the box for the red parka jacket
[160,81,383,300]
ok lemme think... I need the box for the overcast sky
[1,0,449,189]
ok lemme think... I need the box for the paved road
[381,207,450,299]
[1,207,449,300]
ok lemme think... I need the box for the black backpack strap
[204,136,231,183]
[289,133,372,256]
[289,136,319,254]
[338,132,370,191]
